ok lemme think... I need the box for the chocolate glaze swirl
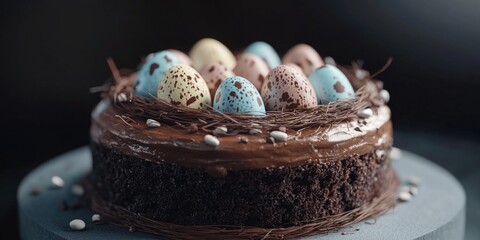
[91,99,392,174]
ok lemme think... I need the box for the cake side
[90,141,393,227]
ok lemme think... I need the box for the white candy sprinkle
[390,147,402,160]
[204,134,220,147]
[249,129,262,135]
[408,176,421,186]
[146,119,161,128]
[51,176,64,188]
[409,186,419,196]
[69,219,86,231]
[270,131,288,142]
[380,89,390,103]
[213,126,228,136]
[324,56,336,66]
[92,214,102,223]
[358,108,373,118]
[398,191,412,202]
[71,184,84,196]
[117,93,128,102]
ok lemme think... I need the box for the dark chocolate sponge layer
[89,141,392,227]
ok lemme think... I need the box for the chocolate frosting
[90,100,393,174]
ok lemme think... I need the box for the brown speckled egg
[282,44,324,76]
[233,53,270,90]
[168,49,192,66]
[157,64,211,109]
[261,65,317,111]
[199,63,234,100]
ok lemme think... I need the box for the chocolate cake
[87,39,397,239]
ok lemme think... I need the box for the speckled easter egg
[189,38,236,71]
[244,41,281,69]
[282,44,324,76]
[233,53,270,90]
[213,76,266,115]
[136,50,179,97]
[308,65,355,104]
[199,63,234,99]
[168,49,192,66]
[157,64,211,109]
[261,65,317,111]
[284,63,305,76]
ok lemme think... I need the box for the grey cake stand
[18,147,466,240]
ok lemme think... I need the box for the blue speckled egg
[244,41,281,69]
[308,65,355,104]
[213,76,266,116]
[136,50,179,97]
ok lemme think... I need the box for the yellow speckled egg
[157,64,211,109]
[189,38,236,71]
[261,65,317,111]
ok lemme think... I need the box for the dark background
[1,0,479,239]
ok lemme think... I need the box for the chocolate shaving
[84,170,398,239]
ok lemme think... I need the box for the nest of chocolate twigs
[101,58,391,133]
[84,169,398,240]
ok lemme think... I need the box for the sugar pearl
[117,93,128,102]
[270,131,288,142]
[146,119,161,128]
[51,176,64,188]
[398,191,412,202]
[69,219,86,231]
[358,108,373,119]
[92,214,102,223]
[204,134,220,147]
[409,186,419,196]
[213,126,228,136]
[249,129,262,135]
[380,89,390,103]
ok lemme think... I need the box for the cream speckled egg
[168,49,192,66]
[157,64,211,109]
[282,44,324,76]
[261,65,317,111]
[199,63,234,99]
[233,53,269,90]
[189,38,236,71]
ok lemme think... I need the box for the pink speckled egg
[233,53,270,90]
[284,63,305,76]
[199,63,234,100]
[168,49,192,66]
[282,44,324,76]
[261,65,317,111]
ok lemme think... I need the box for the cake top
[102,38,391,133]
[92,38,393,174]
